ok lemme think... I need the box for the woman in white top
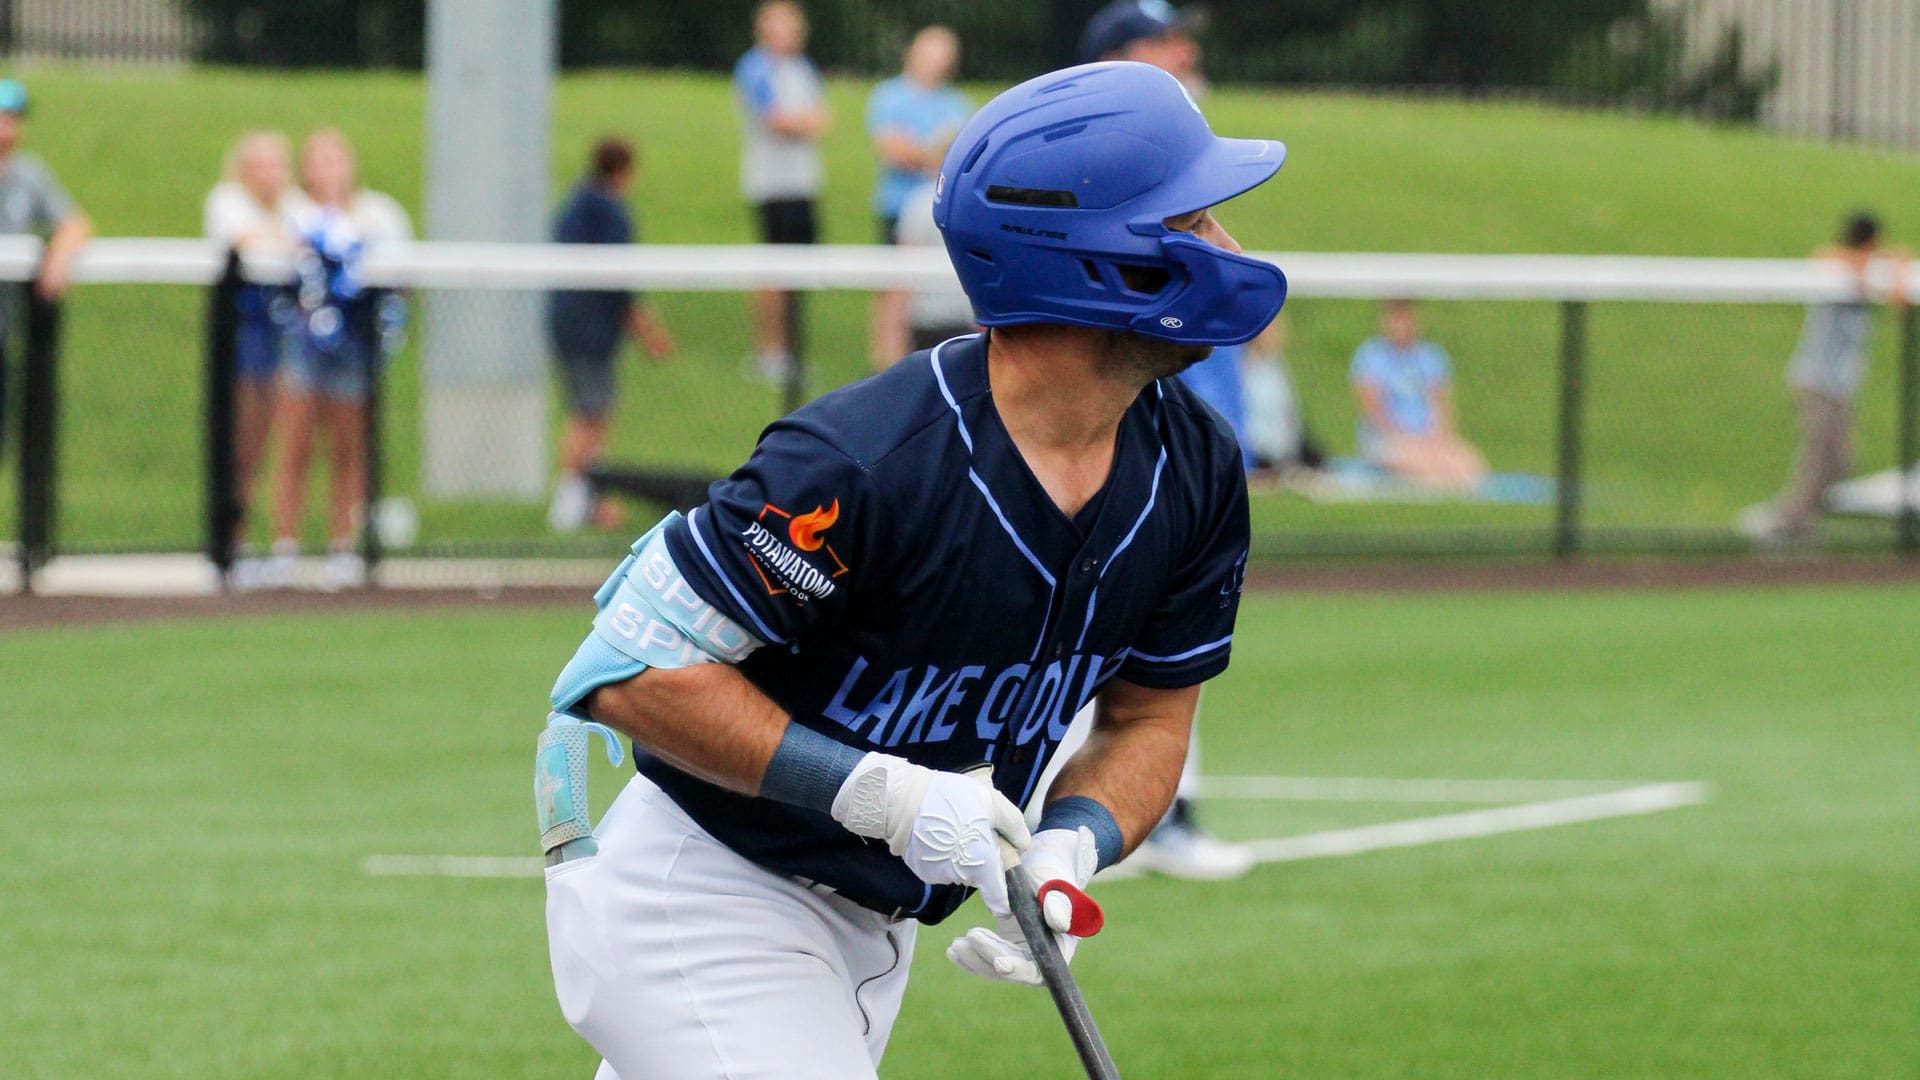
[266,129,413,589]
[203,131,307,553]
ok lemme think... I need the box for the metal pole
[421,0,554,500]
[1554,300,1587,560]
[782,291,806,415]
[1897,304,1918,557]
[18,286,61,593]
[1829,0,1850,139]
[204,250,242,585]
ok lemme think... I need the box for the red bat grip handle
[1036,879,1105,938]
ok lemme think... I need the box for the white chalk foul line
[1197,775,1631,803]
[364,854,543,878]
[362,780,1712,879]
[1243,781,1711,865]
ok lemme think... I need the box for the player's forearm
[767,109,826,139]
[38,213,92,289]
[1354,384,1397,433]
[587,664,787,797]
[1047,686,1199,856]
[49,212,92,254]
[873,133,931,171]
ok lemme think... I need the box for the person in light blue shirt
[867,27,970,235]
[865,26,971,367]
[1350,299,1486,488]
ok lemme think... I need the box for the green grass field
[5,582,1915,1078]
[1,65,1916,554]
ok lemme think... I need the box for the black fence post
[1554,300,1588,560]
[782,290,807,416]
[205,249,242,584]
[17,285,62,592]
[360,335,383,588]
[1897,304,1918,557]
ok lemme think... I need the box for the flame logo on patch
[788,500,840,551]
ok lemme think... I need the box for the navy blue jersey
[653,333,1250,922]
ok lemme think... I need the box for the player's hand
[34,261,70,301]
[946,825,1100,987]
[639,321,675,360]
[829,753,1030,918]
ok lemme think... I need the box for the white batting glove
[946,824,1101,986]
[829,752,1031,918]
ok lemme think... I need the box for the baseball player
[539,61,1288,1079]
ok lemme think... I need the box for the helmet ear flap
[1127,233,1288,346]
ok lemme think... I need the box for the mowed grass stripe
[3,582,1916,1076]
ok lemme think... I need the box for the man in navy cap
[1064,0,1257,882]
[0,78,91,459]
[1078,0,1205,92]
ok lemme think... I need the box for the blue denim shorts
[284,338,375,402]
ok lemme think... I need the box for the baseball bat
[1005,859,1123,1080]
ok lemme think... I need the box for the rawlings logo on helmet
[1159,316,1184,329]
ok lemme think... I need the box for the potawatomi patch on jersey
[741,499,848,603]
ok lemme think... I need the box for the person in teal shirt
[865,26,971,367]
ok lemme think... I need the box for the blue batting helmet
[932,61,1286,347]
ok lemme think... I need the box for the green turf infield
[0,65,1915,554]
[4,582,1914,1077]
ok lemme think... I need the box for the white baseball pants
[545,774,917,1079]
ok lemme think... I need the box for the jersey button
[1051,642,1066,659]
[1079,556,1098,574]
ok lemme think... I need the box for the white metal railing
[0,236,1910,304]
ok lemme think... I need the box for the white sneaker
[1123,799,1254,881]
[1736,502,1781,543]
[229,556,268,591]
[548,473,591,533]
[260,538,301,590]
[753,351,794,385]
[321,548,367,592]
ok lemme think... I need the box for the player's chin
[1170,343,1215,374]
[1105,331,1213,381]
[1146,340,1215,381]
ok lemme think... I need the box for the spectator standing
[265,129,412,590]
[865,26,970,368]
[546,137,677,533]
[1241,316,1326,474]
[1042,0,1249,881]
[1350,299,1487,489]
[733,1,828,384]
[1082,0,1261,474]
[204,131,309,570]
[0,78,91,459]
[1744,212,1911,546]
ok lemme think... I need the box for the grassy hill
[4,65,1917,554]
